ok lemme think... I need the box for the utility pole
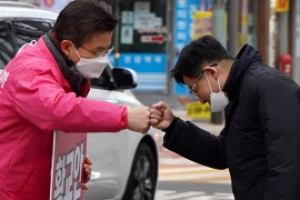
[257,0,277,67]
[278,7,289,56]
[227,0,239,56]
[212,0,227,46]
[113,0,120,67]
[291,0,300,84]
[268,0,277,68]
[211,0,226,124]
[166,0,175,95]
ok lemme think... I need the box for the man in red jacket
[0,1,150,199]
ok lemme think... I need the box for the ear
[203,66,219,80]
[60,40,73,57]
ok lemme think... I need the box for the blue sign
[199,0,213,11]
[108,55,115,66]
[173,0,199,95]
[112,53,167,92]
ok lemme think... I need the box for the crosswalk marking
[159,157,200,166]
[156,191,205,200]
[155,190,234,200]
[159,166,231,183]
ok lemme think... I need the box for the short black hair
[171,35,234,84]
[53,0,118,47]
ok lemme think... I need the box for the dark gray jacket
[164,44,300,200]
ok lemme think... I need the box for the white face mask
[205,72,229,112]
[71,43,108,79]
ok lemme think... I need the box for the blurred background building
[2,0,300,95]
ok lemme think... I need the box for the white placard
[121,11,134,24]
[154,17,162,27]
[134,1,150,13]
[121,26,134,44]
[134,12,155,29]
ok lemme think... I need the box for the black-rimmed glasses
[189,63,218,96]
[189,70,204,96]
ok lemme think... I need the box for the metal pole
[278,12,289,55]
[257,0,277,68]
[291,0,300,84]
[114,0,120,67]
[257,0,270,65]
[268,0,277,67]
[166,0,175,95]
[211,0,226,124]
[213,0,227,46]
[227,0,239,56]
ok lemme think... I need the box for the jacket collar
[223,44,262,100]
[43,31,85,96]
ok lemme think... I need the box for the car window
[11,19,53,50]
[0,20,14,69]
[0,19,54,69]
[90,67,116,90]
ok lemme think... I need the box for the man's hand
[82,156,92,190]
[150,101,175,130]
[127,106,150,134]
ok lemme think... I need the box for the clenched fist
[150,101,175,130]
[127,106,150,133]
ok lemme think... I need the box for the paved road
[158,147,231,183]
[154,109,232,200]
[156,146,233,200]
[134,92,233,199]
[155,188,234,200]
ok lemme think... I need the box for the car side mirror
[112,67,138,89]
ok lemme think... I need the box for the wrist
[162,116,179,132]
[121,106,128,129]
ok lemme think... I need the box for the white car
[0,5,159,200]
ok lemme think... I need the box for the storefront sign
[275,0,289,12]
[173,0,199,95]
[192,11,213,40]
[118,53,167,91]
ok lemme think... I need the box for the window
[90,66,115,90]
[0,19,54,69]
[0,20,14,69]
[11,19,53,50]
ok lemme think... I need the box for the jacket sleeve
[13,68,128,133]
[255,76,300,199]
[163,117,228,169]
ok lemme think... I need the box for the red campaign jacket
[0,36,128,200]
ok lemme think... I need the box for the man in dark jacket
[150,35,300,200]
